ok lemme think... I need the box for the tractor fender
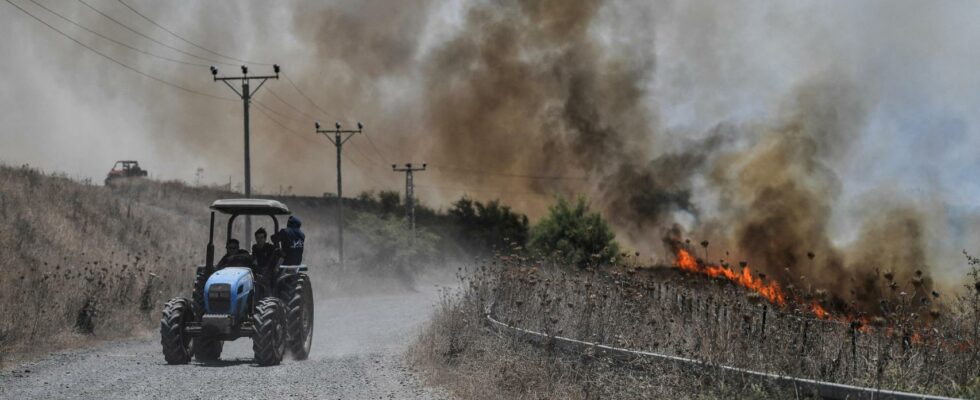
[275,265,308,286]
[204,267,254,317]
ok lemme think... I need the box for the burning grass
[411,249,980,398]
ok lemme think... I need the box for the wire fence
[484,303,962,400]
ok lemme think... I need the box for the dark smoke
[688,76,937,312]
[418,0,703,244]
[2,0,973,309]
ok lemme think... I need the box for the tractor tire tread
[160,297,192,365]
[252,297,286,366]
[282,275,314,360]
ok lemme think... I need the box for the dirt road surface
[0,284,449,399]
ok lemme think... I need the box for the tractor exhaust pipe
[205,211,215,271]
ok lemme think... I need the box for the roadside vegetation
[410,197,980,399]
[0,165,517,367]
[529,196,619,268]
[0,165,211,366]
[448,196,530,256]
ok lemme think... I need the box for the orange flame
[669,249,961,350]
[673,249,786,307]
[810,302,829,319]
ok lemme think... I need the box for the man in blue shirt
[273,215,305,265]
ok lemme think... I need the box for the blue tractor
[160,199,314,366]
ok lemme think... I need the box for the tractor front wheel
[283,275,314,360]
[160,297,193,365]
[252,297,286,366]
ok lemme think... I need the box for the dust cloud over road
[0,280,450,399]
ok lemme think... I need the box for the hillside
[0,165,460,366]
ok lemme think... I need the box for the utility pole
[211,64,279,248]
[392,163,426,238]
[195,168,204,187]
[315,121,363,265]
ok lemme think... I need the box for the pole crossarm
[316,125,363,144]
[392,163,427,173]
[213,75,280,81]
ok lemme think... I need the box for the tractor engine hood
[204,267,253,317]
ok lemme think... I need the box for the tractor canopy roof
[210,199,290,215]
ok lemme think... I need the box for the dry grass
[0,166,216,367]
[410,254,980,399]
[0,164,458,368]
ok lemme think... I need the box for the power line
[253,103,389,189]
[281,72,331,118]
[427,164,588,181]
[252,98,314,128]
[279,72,393,164]
[110,0,338,133]
[5,0,337,195]
[10,0,562,205]
[77,0,237,67]
[251,102,323,147]
[263,88,322,121]
[7,0,395,199]
[362,128,393,163]
[5,0,233,101]
[111,0,342,141]
[414,183,556,199]
[105,0,561,185]
[254,100,389,181]
[116,0,272,66]
[113,0,395,168]
[26,0,208,67]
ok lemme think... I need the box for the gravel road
[0,283,450,399]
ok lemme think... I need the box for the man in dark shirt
[251,228,279,290]
[217,238,252,268]
[272,215,305,265]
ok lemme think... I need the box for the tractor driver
[251,228,280,289]
[217,238,252,268]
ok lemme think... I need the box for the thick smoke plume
[403,0,955,311]
[691,76,937,311]
[416,0,705,245]
[2,0,976,309]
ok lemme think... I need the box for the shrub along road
[0,286,448,399]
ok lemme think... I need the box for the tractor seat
[218,252,255,269]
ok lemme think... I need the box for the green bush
[449,197,529,254]
[355,190,405,217]
[529,196,619,268]
[350,211,439,280]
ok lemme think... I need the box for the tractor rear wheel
[160,297,193,364]
[252,297,286,366]
[282,275,314,360]
[193,337,223,362]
